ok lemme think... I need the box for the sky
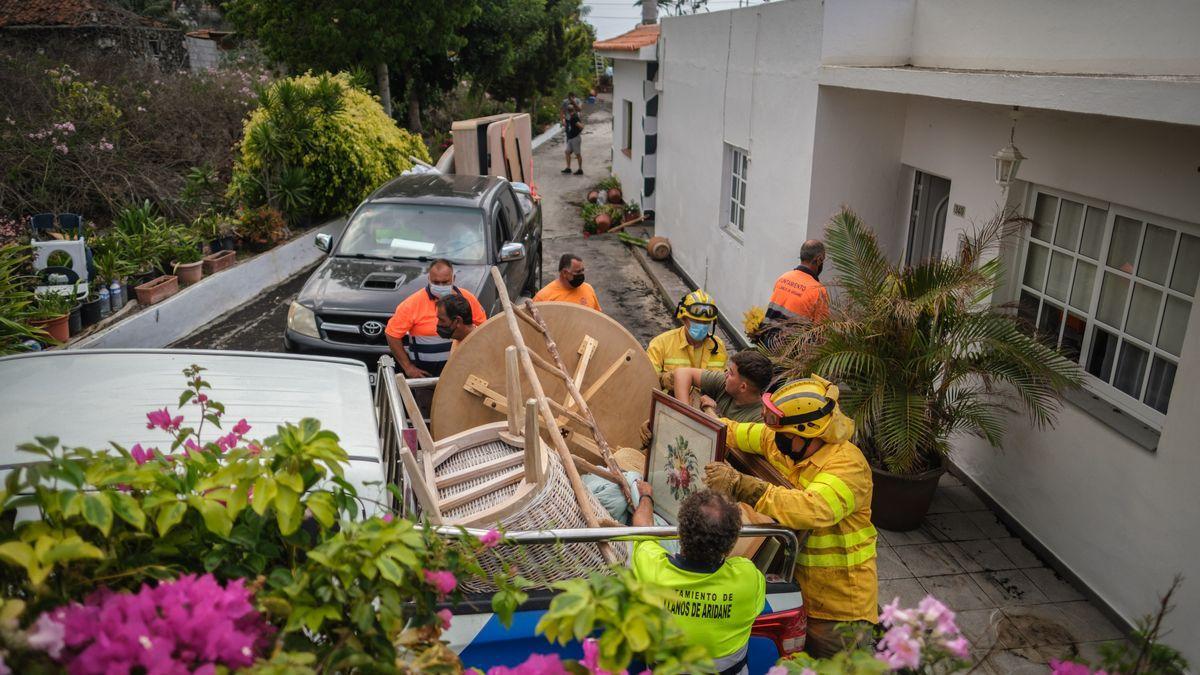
[584,0,769,41]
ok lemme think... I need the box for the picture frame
[643,389,727,524]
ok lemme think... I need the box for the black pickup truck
[283,173,542,362]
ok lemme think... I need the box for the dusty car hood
[297,257,488,315]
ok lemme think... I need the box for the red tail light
[751,606,807,655]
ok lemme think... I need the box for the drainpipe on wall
[642,0,657,25]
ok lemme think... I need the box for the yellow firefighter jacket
[724,419,879,623]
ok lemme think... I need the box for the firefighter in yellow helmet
[703,375,878,658]
[645,290,728,386]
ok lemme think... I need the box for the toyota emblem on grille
[361,320,384,337]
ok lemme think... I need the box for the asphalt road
[174,97,676,353]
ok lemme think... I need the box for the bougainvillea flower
[480,529,502,549]
[25,612,66,659]
[487,653,568,675]
[145,408,183,431]
[437,608,453,630]
[231,418,251,437]
[129,444,156,465]
[424,570,457,596]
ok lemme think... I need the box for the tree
[224,0,478,123]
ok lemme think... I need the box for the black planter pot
[870,463,946,532]
[68,303,82,336]
[81,298,103,327]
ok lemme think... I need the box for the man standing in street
[560,91,581,126]
[436,293,478,356]
[533,253,601,311]
[703,374,878,658]
[562,104,584,175]
[646,290,728,382]
[385,259,486,378]
[631,484,765,675]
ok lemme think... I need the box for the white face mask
[429,283,453,298]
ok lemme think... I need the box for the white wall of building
[822,0,1200,76]
[610,58,645,211]
[895,97,1200,659]
[657,0,824,316]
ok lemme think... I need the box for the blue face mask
[429,283,454,298]
[687,322,711,342]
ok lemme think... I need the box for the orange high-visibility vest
[765,267,828,323]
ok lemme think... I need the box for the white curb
[72,219,344,349]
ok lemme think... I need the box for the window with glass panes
[1017,188,1198,422]
[725,145,748,232]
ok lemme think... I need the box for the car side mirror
[499,242,525,262]
[315,233,332,253]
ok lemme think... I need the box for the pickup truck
[283,174,543,364]
[0,349,806,672]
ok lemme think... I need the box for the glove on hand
[658,371,675,391]
[733,473,769,505]
[703,462,740,496]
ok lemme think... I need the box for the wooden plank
[505,346,522,435]
[439,467,525,511]
[435,453,525,489]
[567,349,635,412]
[562,335,598,408]
[396,374,439,487]
[513,306,545,334]
[562,428,604,465]
[398,447,442,523]
[546,397,593,428]
[429,444,459,468]
[572,454,620,484]
[524,398,544,485]
[528,349,569,381]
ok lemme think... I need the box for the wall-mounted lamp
[993,106,1027,191]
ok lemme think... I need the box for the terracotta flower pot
[202,249,237,275]
[135,275,179,306]
[586,189,600,203]
[606,187,623,204]
[30,314,70,343]
[646,235,672,260]
[869,463,946,531]
[594,212,612,233]
[173,261,203,285]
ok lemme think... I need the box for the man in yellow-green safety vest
[704,374,878,658]
[631,483,765,674]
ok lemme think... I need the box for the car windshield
[336,203,487,264]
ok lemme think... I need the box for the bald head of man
[800,239,825,275]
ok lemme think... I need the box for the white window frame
[720,143,749,237]
[1013,184,1198,430]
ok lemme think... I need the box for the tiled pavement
[877,473,1128,674]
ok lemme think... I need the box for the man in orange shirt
[756,240,829,348]
[385,259,486,378]
[533,253,601,311]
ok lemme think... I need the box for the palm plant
[772,208,1084,475]
[0,244,48,353]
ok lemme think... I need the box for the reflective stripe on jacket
[645,326,727,374]
[724,419,878,623]
[765,267,828,323]
[384,286,487,363]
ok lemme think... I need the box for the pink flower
[97,140,114,151]
[215,432,240,452]
[53,143,69,155]
[146,408,183,432]
[424,570,457,596]
[382,513,394,523]
[1049,661,1099,675]
[196,394,208,403]
[231,418,251,437]
[487,653,568,675]
[878,624,922,670]
[437,608,453,630]
[918,595,952,624]
[480,529,502,549]
[130,443,156,465]
[879,597,911,626]
[26,613,65,659]
[942,635,970,659]
[184,438,202,457]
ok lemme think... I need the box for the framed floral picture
[644,389,727,524]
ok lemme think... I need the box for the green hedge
[230,73,430,218]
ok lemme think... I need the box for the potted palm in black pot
[772,208,1084,530]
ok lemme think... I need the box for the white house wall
[894,96,1200,660]
[611,58,645,211]
[657,0,824,315]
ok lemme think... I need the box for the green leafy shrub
[0,365,522,671]
[230,73,430,219]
